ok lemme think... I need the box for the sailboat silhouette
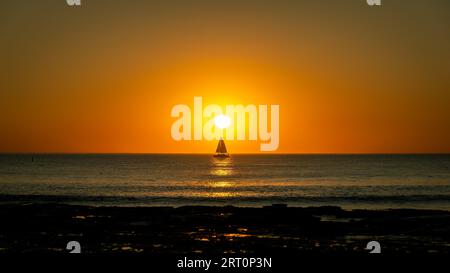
[214,138,229,158]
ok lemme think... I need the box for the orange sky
[0,0,449,153]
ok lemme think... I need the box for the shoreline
[1,194,449,211]
[1,203,449,254]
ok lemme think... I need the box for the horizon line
[0,152,449,155]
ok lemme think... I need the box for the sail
[220,140,227,153]
[216,139,228,154]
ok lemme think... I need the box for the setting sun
[214,115,231,129]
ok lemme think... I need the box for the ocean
[0,154,449,210]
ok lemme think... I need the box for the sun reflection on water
[209,181,234,188]
[207,157,237,197]
[210,157,234,177]
[208,192,236,198]
[206,181,237,198]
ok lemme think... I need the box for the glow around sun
[214,115,231,129]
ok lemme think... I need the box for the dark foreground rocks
[0,204,449,254]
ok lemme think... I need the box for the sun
[214,115,231,129]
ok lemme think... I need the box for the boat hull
[213,154,230,158]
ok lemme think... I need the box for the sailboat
[214,138,230,157]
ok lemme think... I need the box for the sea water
[0,154,449,210]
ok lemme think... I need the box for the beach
[1,203,449,254]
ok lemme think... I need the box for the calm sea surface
[0,154,449,210]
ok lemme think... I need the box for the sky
[0,0,449,153]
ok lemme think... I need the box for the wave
[1,193,449,205]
